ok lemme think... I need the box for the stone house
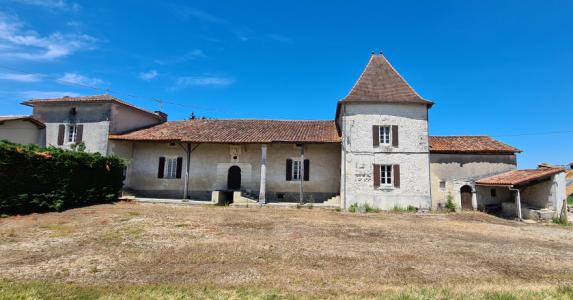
[0,53,566,219]
[0,115,45,145]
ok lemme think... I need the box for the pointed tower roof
[341,53,433,107]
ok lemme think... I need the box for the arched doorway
[460,185,473,210]
[227,166,241,190]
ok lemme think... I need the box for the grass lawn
[1,202,573,299]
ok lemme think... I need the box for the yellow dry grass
[1,202,572,298]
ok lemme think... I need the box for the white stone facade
[339,103,432,210]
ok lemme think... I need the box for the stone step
[323,195,341,206]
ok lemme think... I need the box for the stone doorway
[227,166,241,190]
[460,185,473,210]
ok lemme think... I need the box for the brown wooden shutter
[57,124,65,145]
[393,164,400,188]
[303,159,310,181]
[76,124,84,144]
[157,157,165,178]
[392,125,399,147]
[176,157,183,178]
[286,159,292,181]
[372,125,380,147]
[373,164,380,188]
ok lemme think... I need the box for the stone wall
[33,103,112,154]
[121,142,341,201]
[430,153,517,209]
[340,102,431,210]
[0,119,44,146]
[109,103,162,134]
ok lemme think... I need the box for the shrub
[445,193,456,212]
[348,203,379,213]
[391,205,417,213]
[348,203,358,213]
[0,140,125,215]
[552,217,571,227]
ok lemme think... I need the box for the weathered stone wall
[430,153,517,208]
[0,120,44,146]
[123,142,340,201]
[33,103,112,154]
[340,102,431,210]
[109,103,162,134]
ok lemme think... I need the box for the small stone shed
[476,166,567,220]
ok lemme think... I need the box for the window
[380,165,393,185]
[292,160,302,180]
[439,181,446,191]
[379,126,391,145]
[490,189,497,197]
[165,158,178,179]
[286,159,309,181]
[67,124,77,143]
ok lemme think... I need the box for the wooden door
[460,185,473,210]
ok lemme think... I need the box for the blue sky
[0,0,571,168]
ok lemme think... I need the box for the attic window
[490,189,497,197]
[70,107,77,115]
[439,181,446,191]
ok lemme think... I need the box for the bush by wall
[0,140,125,215]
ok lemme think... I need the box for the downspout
[183,143,191,201]
[509,186,522,220]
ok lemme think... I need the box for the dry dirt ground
[1,202,573,298]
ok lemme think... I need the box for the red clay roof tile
[429,136,521,154]
[109,119,341,144]
[0,115,45,128]
[476,167,564,186]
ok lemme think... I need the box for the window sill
[377,186,396,191]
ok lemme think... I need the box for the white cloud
[0,12,96,61]
[8,0,80,11]
[175,75,234,88]
[18,90,80,99]
[57,73,103,86]
[0,72,45,82]
[154,49,205,65]
[139,70,158,80]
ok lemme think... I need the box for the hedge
[0,140,125,215]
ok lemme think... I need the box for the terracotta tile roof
[109,119,341,144]
[429,136,521,154]
[341,54,434,107]
[0,115,45,128]
[21,94,165,121]
[476,167,565,186]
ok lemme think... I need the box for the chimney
[154,111,168,122]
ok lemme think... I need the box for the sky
[0,0,571,168]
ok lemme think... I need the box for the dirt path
[1,202,572,295]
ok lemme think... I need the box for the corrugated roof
[341,54,434,106]
[0,115,45,128]
[21,94,165,121]
[429,136,521,154]
[476,167,564,186]
[109,119,341,144]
